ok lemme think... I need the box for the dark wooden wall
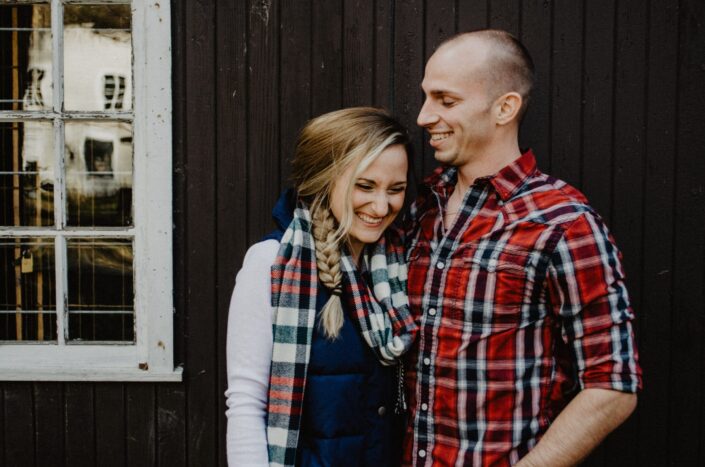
[2,0,704,465]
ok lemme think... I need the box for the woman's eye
[389,187,406,194]
[356,183,373,191]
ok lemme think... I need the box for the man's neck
[455,140,522,195]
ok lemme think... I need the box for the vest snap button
[378,406,386,416]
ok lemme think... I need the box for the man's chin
[433,149,454,164]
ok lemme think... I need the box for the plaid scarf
[266,203,418,467]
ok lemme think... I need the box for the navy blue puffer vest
[296,284,402,467]
[265,190,403,467]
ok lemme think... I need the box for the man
[403,30,642,466]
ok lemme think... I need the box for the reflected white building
[23,26,132,202]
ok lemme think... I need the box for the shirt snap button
[421,403,428,411]
[377,406,386,416]
[436,261,445,269]
[428,308,437,316]
[419,449,427,458]
[423,357,431,366]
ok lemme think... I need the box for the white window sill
[0,365,183,382]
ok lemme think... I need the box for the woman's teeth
[357,213,383,225]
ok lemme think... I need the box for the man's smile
[430,131,453,141]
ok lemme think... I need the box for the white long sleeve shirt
[224,240,279,466]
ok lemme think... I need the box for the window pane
[65,121,133,227]
[67,238,133,342]
[64,4,132,112]
[0,121,55,227]
[0,237,56,342]
[0,4,51,112]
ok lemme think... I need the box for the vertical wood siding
[1,0,704,465]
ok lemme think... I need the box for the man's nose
[417,99,438,127]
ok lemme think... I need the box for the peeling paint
[250,0,271,27]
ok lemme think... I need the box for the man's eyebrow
[423,89,458,98]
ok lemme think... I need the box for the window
[0,0,179,381]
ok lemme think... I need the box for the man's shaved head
[437,30,535,121]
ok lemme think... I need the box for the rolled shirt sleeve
[547,212,642,393]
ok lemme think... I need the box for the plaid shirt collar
[421,149,538,202]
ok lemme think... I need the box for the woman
[225,107,418,466]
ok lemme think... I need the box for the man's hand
[516,388,637,467]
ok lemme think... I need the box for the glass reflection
[64,4,132,112]
[0,237,56,342]
[0,4,52,112]
[65,121,133,227]
[0,121,55,227]
[67,237,134,342]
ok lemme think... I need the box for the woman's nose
[370,193,390,217]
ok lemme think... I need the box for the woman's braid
[312,206,344,339]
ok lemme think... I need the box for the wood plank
[3,383,34,467]
[171,0,188,372]
[422,0,456,177]
[669,0,705,463]
[33,383,64,466]
[488,0,520,36]
[94,384,125,467]
[0,386,4,466]
[311,0,343,116]
[424,0,456,55]
[457,0,488,32]
[183,0,218,465]
[126,384,155,465]
[373,0,393,108]
[604,14,648,465]
[519,0,552,168]
[637,1,679,465]
[215,0,250,465]
[280,0,311,189]
[247,0,280,241]
[549,0,583,189]
[343,0,374,106]
[600,1,648,462]
[393,0,425,180]
[64,383,95,467]
[157,384,187,467]
[610,0,647,256]
[581,0,616,220]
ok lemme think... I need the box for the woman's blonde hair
[291,107,410,339]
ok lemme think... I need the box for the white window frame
[0,0,181,381]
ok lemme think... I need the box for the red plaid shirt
[402,150,642,466]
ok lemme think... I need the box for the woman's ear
[495,92,523,126]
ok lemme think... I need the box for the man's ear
[495,92,522,126]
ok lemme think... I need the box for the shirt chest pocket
[451,246,542,326]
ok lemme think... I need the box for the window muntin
[0,0,177,381]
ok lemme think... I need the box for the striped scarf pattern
[266,203,417,467]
